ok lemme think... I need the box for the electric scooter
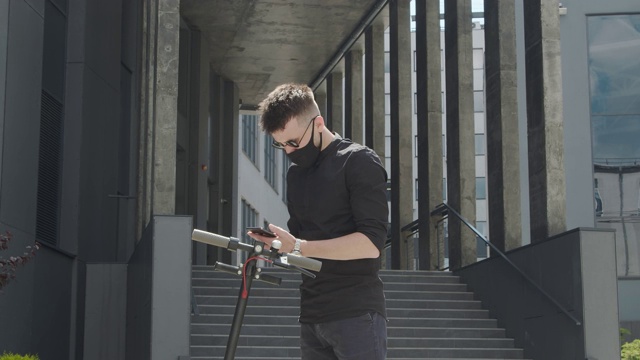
[191,229,322,360]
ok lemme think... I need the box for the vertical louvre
[264,133,277,189]
[36,89,63,246]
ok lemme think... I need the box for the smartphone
[247,227,276,238]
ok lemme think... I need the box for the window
[473,48,484,69]
[473,91,484,113]
[473,69,484,91]
[443,178,447,201]
[413,50,417,72]
[588,14,640,166]
[264,133,277,190]
[385,93,390,115]
[476,177,486,200]
[242,114,259,165]
[475,134,485,155]
[240,199,258,262]
[442,134,446,157]
[415,178,419,201]
[476,221,488,258]
[384,51,390,73]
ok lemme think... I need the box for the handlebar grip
[213,261,241,276]
[256,273,282,286]
[192,229,230,249]
[286,253,322,272]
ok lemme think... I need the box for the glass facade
[588,14,640,277]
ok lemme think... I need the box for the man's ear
[314,115,326,131]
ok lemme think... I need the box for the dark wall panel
[0,0,44,233]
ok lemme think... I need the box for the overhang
[181,0,387,107]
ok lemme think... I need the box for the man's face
[271,115,317,154]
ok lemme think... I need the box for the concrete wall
[456,228,619,360]
[126,215,192,360]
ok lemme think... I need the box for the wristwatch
[292,238,302,255]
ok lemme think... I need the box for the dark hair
[258,83,318,134]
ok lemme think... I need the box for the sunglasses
[272,115,320,149]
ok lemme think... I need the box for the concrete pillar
[365,22,386,267]
[222,80,239,240]
[389,0,414,269]
[444,0,476,269]
[364,23,386,160]
[137,0,180,236]
[207,74,226,265]
[326,72,343,134]
[484,0,522,252]
[195,32,211,265]
[523,0,566,241]
[345,49,363,144]
[415,0,444,270]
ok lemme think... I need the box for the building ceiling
[181,0,385,108]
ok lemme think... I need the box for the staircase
[190,265,526,359]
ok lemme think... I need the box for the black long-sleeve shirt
[286,134,389,323]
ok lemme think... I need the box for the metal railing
[429,202,582,326]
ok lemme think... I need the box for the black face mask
[287,130,322,168]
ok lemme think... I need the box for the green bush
[622,339,640,360]
[0,353,39,360]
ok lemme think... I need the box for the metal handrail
[430,202,582,326]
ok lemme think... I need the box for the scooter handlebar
[191,229,322,272]
[192,229,231,249]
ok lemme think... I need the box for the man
[247,83,389,360]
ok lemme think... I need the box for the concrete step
[191,334,515,349]
[385,290,475,300]
[190,267,524,359]
[191,323,299,336]
[190,358,527,360]
[193,286,476,301]
[191,277,467,292]
[193,304,490,319]
[194,295,481,310]
[191,323,509,339]
[192,268,461,283]
[190,345,523,358]
[387,327,507,338]
[388,317,498,328]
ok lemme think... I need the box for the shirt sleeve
[345,148,389,251]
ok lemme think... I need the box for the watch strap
[292,238,302,255]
